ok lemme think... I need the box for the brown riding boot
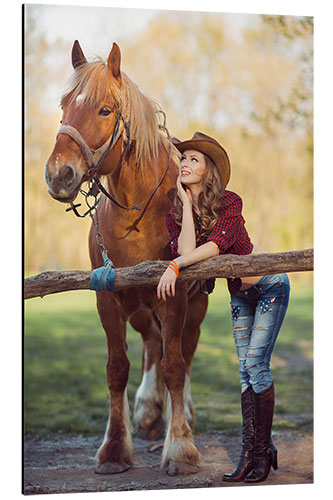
[223,386,255,482]
[245,383,278,483]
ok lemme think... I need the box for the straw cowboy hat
[172,131,231,189]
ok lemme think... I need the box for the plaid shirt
[166,190,253,296]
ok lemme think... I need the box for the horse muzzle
[45,162,82,203]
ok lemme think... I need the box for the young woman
[157,132,290,483]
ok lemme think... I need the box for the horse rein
[56,106,172,218]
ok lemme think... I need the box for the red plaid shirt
[166,190,253,296]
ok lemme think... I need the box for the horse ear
[107,42,121,79]
[72,40,87,69]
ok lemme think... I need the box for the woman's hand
[157,267,178,301]
[177,175,193,206]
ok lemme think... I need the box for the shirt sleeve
[166,208,181,258]
[206,194,245,254]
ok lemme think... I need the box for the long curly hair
[173,154,224,242]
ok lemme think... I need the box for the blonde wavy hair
[173,154,224,241]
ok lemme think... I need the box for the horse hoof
[95,462,129,475]
[138,416,164,441]
[167,460,200,476]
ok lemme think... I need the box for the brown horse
[45,41,208,475]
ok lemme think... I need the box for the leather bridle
[56,106,172,218]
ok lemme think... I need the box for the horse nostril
[61,165,76,185]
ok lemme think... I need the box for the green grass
[24,278,313,438]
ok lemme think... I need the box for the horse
[45,40,209,475]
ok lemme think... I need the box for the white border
[3,1,329,499]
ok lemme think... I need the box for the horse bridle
[57,109,123,177]
[56,106,172,218]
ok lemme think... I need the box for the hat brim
[174,138,230,189]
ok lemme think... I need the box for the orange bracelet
[168,260,179,278]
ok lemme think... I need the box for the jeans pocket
[257,296,277,314]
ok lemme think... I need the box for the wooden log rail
[24,249,313,300]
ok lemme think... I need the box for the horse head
[45,40,126,203]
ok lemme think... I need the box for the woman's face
[179,150,206,187]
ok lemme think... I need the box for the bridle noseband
[57,108,130,216]
[57,108,122,173]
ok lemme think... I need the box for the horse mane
[62,58,164,167]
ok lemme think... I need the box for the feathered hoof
[167,460,200,476]
[138,415,165,441]
[95,462,130,475]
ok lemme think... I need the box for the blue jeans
[230,273,290,394]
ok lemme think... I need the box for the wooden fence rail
[24,248,313,300]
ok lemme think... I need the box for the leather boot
[245,383,278,483]
[223,386,255,482]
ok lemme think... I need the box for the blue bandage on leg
[90,257,116,291]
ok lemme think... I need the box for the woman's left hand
[177,175,193,206]
[157,267,178,301]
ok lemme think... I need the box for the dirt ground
[23,431,313,494]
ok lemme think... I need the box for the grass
[24,277,313,438]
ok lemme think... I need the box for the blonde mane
[62,59,164,167]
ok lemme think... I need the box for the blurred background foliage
[24,7,313,274]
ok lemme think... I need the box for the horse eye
[99,106,112,117]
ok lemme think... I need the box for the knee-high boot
[245,383,278,483]
[223,386,255,482]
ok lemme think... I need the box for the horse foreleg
[95,292,133,474]
[130,310,164,441]
[158,289,201,475]
[182,288,208,429]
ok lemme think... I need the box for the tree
[24,6,91,272]
[24,9,313,272]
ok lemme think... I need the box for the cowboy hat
[172,131,230,189]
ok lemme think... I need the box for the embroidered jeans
[230,273,290,394]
